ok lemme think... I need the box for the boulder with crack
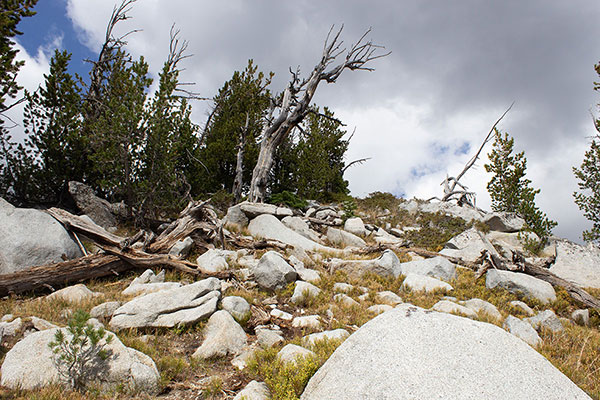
[109,278,221,330]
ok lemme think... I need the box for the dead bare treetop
[248,25,389,202]
[430,102,514,207]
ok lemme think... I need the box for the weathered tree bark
[0,246,234,297]
[232,112,249,203]
[0,254,125,297]
[247,26,389,202]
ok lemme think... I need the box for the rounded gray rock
[301,304,589,400]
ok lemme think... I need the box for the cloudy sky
[10,0,600,242]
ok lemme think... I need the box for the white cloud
[3,39,57,142]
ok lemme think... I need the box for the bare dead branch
[342,157,371,174]
[441,102,514,203]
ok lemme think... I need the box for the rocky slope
[0,195,599,399]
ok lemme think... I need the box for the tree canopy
[485,129,557,243]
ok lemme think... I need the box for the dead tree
[436,103,514,207]
[232,112,250,203]
[247,26,389,202]
[83,0,139,122]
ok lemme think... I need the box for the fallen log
[0,254,126,297]
[45,207,126,247]
[0,247,234,297]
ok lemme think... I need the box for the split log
[0,246,233,297]
[0,254,126,297]
[147,200,219,253]
[45,208,126,248]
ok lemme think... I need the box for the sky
[8,0,600,243]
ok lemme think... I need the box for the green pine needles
[484,129,557,246]
[48,310,113,391]
[573,63,600,243]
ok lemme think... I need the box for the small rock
[402,273,453,293]
[327,227,366,248]
[46,284,101,303]
[0,318,22,336]
[376,291,403,306]
[431,300,478,319]
[486,269,556,304]
[461,298,503,321]
[483,212,525,232]
[503,315,541,347]
[192,310,247,359]
[344,217,367,236]
[334,293,360,307]
[291,282,321,304]
[222,296,251,323]
[233,380,270,400]
[333,282,354,293]
[367,304,393,314]
[90,301,122,319]
[123,282,182,297]
[110,278,221,330]
[231,344,258,370]
[295,267,321,283]
[292,315,321,330]
[277,344,316,365]
[329,250,401,279]
[525,310,564,333]
[302,329,349,347]
[251,251,297,291]
[396,256,457,282]
[256,327,284,348]
[168,236,194,258]
[571,309,590,326]
[1,314,14,322]
[30,317,57,331]
[509,300,535,316]
[282,216,322,243]
[197,249,230,274]
[270,309,293,321]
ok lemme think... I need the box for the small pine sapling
[48,309,113,391]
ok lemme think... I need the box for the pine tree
[0,0,38,111]
[198,60,272,194]
[573,63,600,242]
[271,107,349,201]
[136,37,199,221]
[88,50,152,208]
[484,129,557,243]
[0,0,38,200]
[7,50,82,204]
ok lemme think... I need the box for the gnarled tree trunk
[248,26,389,202]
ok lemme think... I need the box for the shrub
[268,191,308,209]
[48,310,113,391]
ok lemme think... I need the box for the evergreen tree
[484,129,557,242]
[271,107,349,201]
[88,50,151,208]
[0,0,38,200]
[573,63,600,242]
[198,59,272,194]
[0,0,37,111]
[136,41,199,221]
[5,50,82,204]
